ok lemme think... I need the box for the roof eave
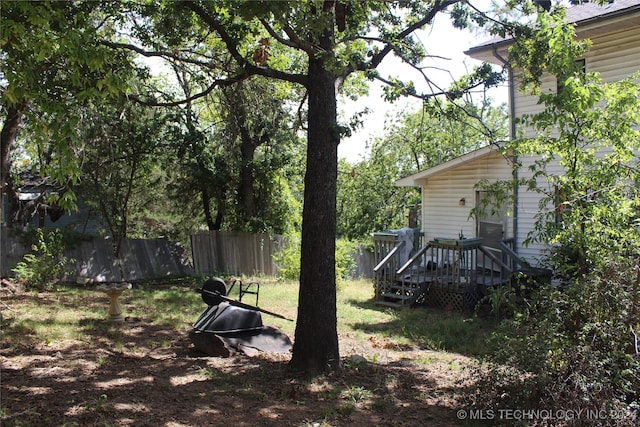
[466,2,640,63]
[464,39,511,64]
[395,145,500,187]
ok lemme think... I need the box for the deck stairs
[377,272,432,308]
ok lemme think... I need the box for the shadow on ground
[345,298,495,356]
[1,292,468,426]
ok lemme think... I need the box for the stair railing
[498,239,532,272]
[477,244,514,286]
[393,243,434,304]
[372,240,406,300]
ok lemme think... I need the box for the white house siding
[511,72,559,264]
[400,4,640,267]
[513,24,640,123]
[586,27,640,81]
[511,22,640,264]
[420,151,514,243]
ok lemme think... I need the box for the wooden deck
[373,237,520,309]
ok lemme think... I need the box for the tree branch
[131,75,244,107]
[99,40,215,68]
[372,75,442,100]
[259,17,314,54]
[182,1,247,67]
[100,6,308,107]
[373,70,502,143]
[297,91,308,131]
[354,0,461,74]
[182,0,308,86]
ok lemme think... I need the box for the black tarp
[193,302,263,334]
[190,300,292,357]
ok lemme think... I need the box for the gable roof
[466,0,640,63]
[396,144,507,187]
[567,0,640,23]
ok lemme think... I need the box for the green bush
[467,259,640,425]
[335,238,358,285]
[273,233,301,281]
[273,235,358,283]
[12,229,76,290]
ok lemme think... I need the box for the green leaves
[12,229,76,290]
[447,63,505,100]
[382,78,416,101]
[474,258,640,421]
[514,64,640,276]
[509,10,590,92]
[2,1,139,219]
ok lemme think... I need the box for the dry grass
[0,278,491,426]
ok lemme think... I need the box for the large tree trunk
[290,34,341,372]
[238,126,257,222]
[1,101,29,225]
[201,186,216,231]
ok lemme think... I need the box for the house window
[476,191,507,250]
[557,59,586,94]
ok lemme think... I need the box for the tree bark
[201,186,216,231]
[1,101,29,225]
[238,126,257,222]
[226,85,259,227]
[213,183,226,231]
[290,20,341,373]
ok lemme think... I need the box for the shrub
[273,233,301,281]
[12,229,76,290]
[335,238,358,285]
[273,234,358,284]
[466,258,640,426]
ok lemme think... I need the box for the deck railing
[374,234,535,306]
[400,239,484,289]
[372,238,406,299]
[372,230,422,299]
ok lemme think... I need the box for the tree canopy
[1,1,136,213]
[2,0,548,374]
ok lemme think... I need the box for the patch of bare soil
[1,289,470,427]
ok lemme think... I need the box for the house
[1,170,107,232]
[373,0,640,308]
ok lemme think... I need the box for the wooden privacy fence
[1,226,193,282]
[191,230,287,276]
[352,245,375,279]
[66,237,194,282]
[1,227,29,278]
[191,231,376,278]
[2,226,375,281]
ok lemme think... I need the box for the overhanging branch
[131,72,249,107]
[259,17,314,54]
[183,0,308,86]
[99,40,214,68]
[353,0,461,74]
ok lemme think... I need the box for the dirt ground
[1,288,471,427]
